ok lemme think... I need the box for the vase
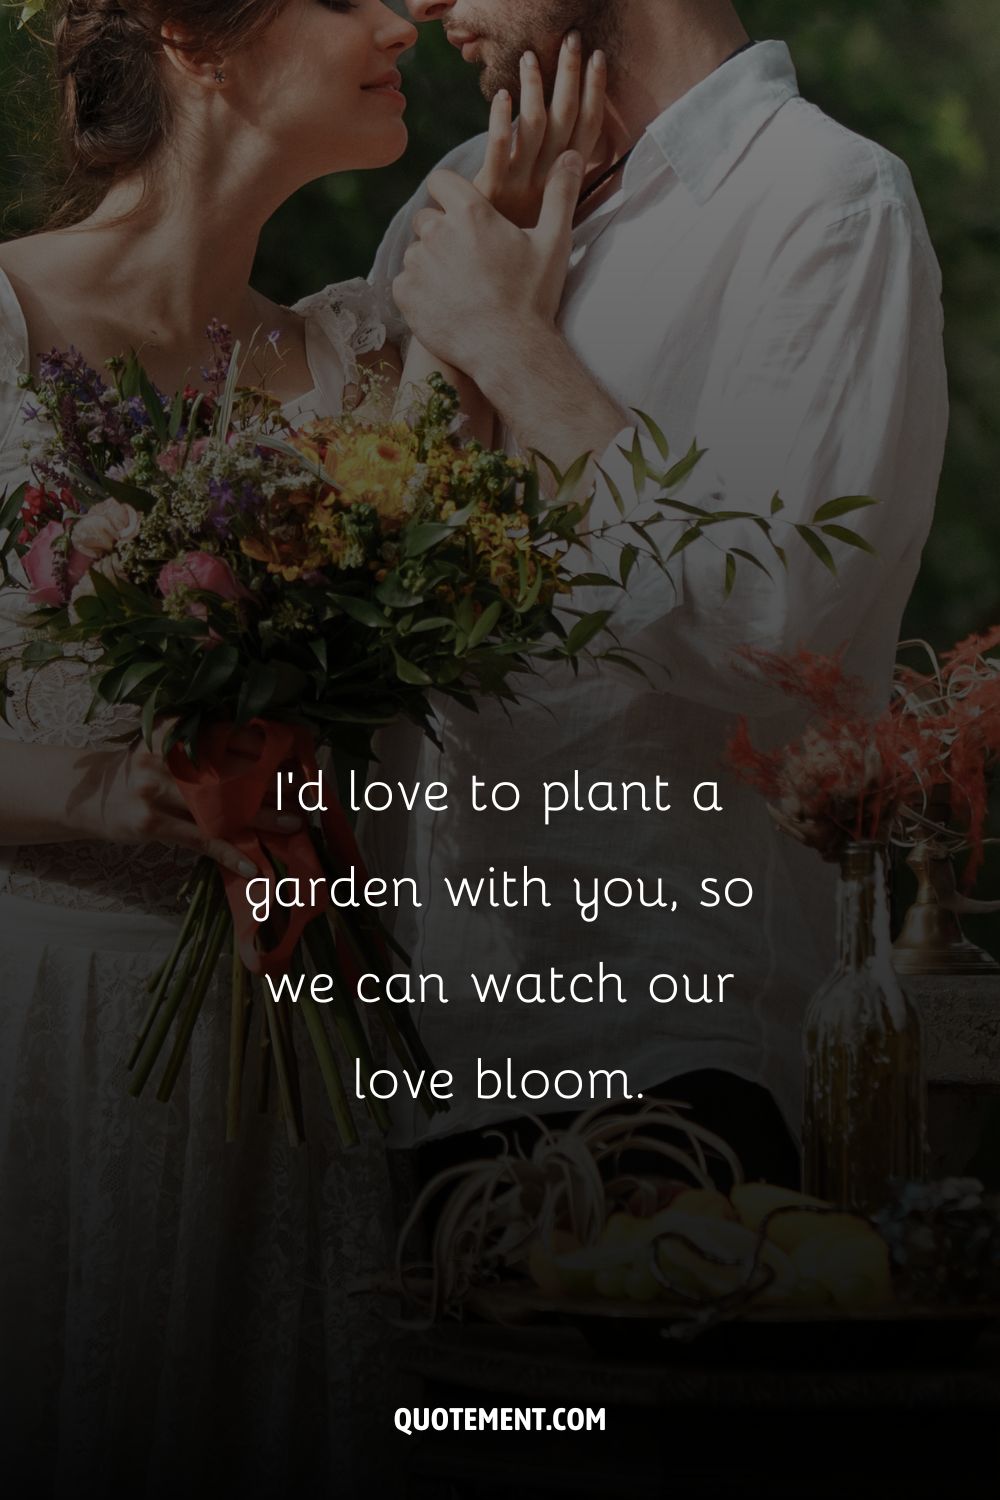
[803,841,926,1213]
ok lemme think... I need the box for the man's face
[426,2,622,100]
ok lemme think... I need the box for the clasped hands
[392,33,607,384]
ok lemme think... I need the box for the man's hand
[474,35,607,229]
[393,152,584,380]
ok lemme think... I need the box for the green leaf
[795,525,838,576]
[729,547,773,580]
[666,525,704,561]
[141,690,160,750]
[137,367,169,444]
[811,495,880,523]
[18,3,47,29]
[521,466,542,519]
[98,474,158,513]
[654,498,710,517]
[724,553,737,599]
[408,615,455,634]
[565,610,614,655]
[21,640,63,667]
[0,482,27,540]
[753,517,788,570]
[631,409,671,463]
[467,599,503,650]
[404,522,454,557]
[329,593,387,628]
[619,544,638,587]
[618,431,647,499]
[770,492,785,515]
[820,523,877,556]
[599,649,650,680]
[236,663,279,722]
[552,450,593,508]
[184,643,240,702]
[514,565,545,615]
[661,440,705,491]
[392,650,432,686]
[375,574,426,609]
[105,659,164,704]
[596,463,626,518]
[168,389,186,441]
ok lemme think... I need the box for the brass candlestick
[892,840,1000,976]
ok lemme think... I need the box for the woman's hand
[68,724,301,877]
[474,33,607,229]
[394,150,584,378]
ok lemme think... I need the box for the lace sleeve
[292,276,390,378]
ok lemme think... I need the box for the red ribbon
[167,718,372,979]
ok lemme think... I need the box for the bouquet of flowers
[726,632,1000,878]
[0,328,877,1145]
[0,335,641,1143]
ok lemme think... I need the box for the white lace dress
[0,270,402,1497]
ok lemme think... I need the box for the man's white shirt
[364,40,949,1144]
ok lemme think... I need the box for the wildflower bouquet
[0,339,627,1142]
[0,331,877,1144]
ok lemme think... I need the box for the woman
[0,1,603,1492]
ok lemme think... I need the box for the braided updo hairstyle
[50,0,288,220]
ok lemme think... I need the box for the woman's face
[231,0,418,179]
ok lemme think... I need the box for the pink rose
[72,499,142,560]
[158,551,252,620]
[22,520,91,607]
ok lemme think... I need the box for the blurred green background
[2,0,999,651]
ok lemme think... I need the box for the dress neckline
[0,263,323,416]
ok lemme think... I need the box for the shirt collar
[641,40,800,205]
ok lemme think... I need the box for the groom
[365,0,948,1168]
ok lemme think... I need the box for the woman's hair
[49,0,288,222]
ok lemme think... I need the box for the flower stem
[129,880,218,1098]
[296,986,359,1150]
[156,898,230,1102]
[129,860,212,1069]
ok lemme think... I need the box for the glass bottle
[803,841,926,1213]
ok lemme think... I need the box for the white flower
[72,499,142,560]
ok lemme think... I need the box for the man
[364,0,948,1168]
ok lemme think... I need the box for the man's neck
[594,0,751,164]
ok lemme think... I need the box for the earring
[214,67,226,84]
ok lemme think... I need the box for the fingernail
[562,150,583,174]
[239,859,257,877]
[590,49,606,70]
[522,51,537,68]
[566,31,581,54]
[496,88,510,103]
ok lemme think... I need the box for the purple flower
[201,319,236,388]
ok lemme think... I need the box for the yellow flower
[325,427,419,528]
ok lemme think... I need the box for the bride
[0,0,601,1492]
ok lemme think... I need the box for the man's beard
[455,2,624,102]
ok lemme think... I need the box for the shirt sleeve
[586,196,949,715]
[368,134,490,356]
